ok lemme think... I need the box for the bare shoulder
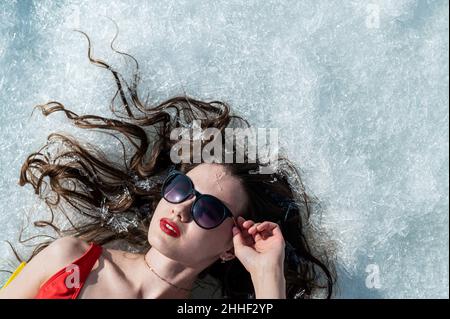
[0,237,92,298]
[45,237,92,267]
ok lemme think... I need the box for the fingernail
[232,226,239,236]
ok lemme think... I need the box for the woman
[0,30,334,299]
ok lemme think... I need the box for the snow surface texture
[0,0,448,298]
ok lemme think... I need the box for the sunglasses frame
[161,169,237,230]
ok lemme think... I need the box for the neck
[138,247,200,299]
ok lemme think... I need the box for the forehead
[186,164,247,217]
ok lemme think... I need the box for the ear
[219,248,236,261]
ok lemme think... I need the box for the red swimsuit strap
[35,242,103,299]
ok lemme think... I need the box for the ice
[0,0,448,298]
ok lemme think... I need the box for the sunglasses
[161,168,237,230]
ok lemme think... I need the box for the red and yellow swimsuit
[1,242,102,299]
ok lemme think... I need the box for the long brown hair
[10,29,335,299]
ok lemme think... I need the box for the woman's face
[148,163,248,268]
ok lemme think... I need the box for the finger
[242,220,255,229]
[255,229,273,241]
[237,216,248,229]
[256,222,277,232]
[242,229,256,244]
[259,229,274,239]
[271,225,284,238]
[246,222,275,239]
[257,225,284,241]
[256,223,282,239]
[248,223,262,235]
[232,226,246,246]
[259,232,270,240]
[232,227,256,255]
[239,216,256,229]
[233,224,254,245]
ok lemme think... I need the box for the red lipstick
[160,218,180,237]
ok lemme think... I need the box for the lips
[160,218,181,237]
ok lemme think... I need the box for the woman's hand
[231,216,286,277]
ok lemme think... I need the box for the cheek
[148,201,167,237]
[180,222,233,255]
[150,200,169,223]
[200,222,234,250]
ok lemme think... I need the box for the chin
[148,232,175,253]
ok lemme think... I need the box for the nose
[171,195,196,222]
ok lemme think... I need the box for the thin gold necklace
[143,257,191,292]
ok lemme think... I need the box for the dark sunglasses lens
[193,196,225,229]
[163,174,191,203]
